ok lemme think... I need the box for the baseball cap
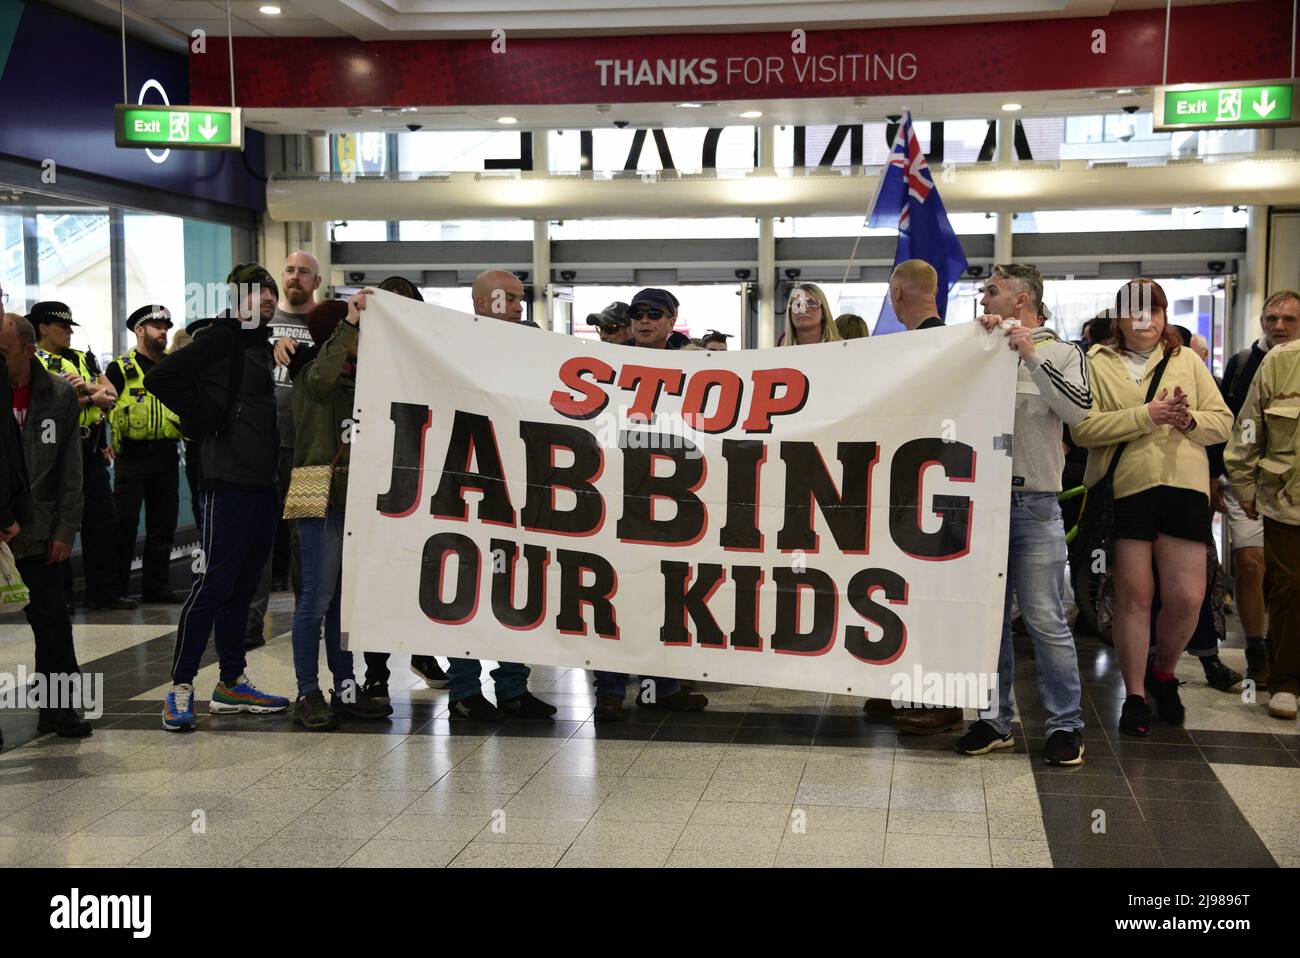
[629,289,679,314]
[127,304,173,331]
[227,263,279,298]
[28,301,78,327]
[586,302,630,328]
[701,329,732,344]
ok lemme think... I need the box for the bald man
[247,250,320,649]
[441,269,556,721]
[471,270,534,326]
[889,259,942,330]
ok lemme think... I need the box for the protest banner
[341,292,1017,706]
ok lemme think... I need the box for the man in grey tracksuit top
[960,264,1092,766]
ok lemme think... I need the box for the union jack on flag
[867,110,969,333]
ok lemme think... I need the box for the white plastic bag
[0,541,29,614]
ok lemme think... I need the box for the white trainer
[1267,691,1297,720]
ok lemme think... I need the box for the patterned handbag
[283,446,345,520]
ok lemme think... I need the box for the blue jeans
[593,672,681,700]
[448,659,530,703]
[291,509,354,696]
[980,492,1084,736]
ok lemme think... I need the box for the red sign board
[191,1,1296,109]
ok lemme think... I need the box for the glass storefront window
[1013,207,1248,233]
[551,218,758,241]
[331,220,389,242]
[400,220,533,241]
[36,210,113,367]
[0,209,24,312]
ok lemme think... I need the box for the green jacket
[291,321,357,513]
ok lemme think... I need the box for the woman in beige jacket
[1071,279,1233,736]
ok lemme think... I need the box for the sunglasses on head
[629,307,667,320]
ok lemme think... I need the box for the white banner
[341,291,1017,707]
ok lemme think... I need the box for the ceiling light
[497,116,518,124]
[740,110,763,118]
[259,5,281,14]
[676,102,703,109]
[1001,102,1022,112]
[1117,88,1136,95]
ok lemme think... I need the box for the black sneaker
[361,680,390,704]
[594,694,624,723]
[448,693,503,721]
[293,690,338,731]
[1043,729,1085,766]
[36,708,92,738]
[636,686,708,712]
[954,720,1014,755]
[499,690,557,719]
[1145,667,1185,725]
[411,655,448,689]
[1245,644,1270,691]
[1119,694,1151,736]
[330,681,393,720]
[1200,655,1242,693]
[244,631,266,651]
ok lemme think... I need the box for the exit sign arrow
[114,104,244,151]
[1155,80,1299,131]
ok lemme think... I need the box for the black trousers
[80,435,119,603]
[113,442,180,598]
[17,553,80,680]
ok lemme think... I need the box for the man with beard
[105,306,183,604]
[246,251,319,649]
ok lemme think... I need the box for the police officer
[106,305,183,603]
[30,301,136,611]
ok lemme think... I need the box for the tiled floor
[0,597,1294,868]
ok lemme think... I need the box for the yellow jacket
[1225,338,1300,525]
[1070,344,1232,499]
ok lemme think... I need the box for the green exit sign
[114,104,244,151]
[1154,81,1298,131]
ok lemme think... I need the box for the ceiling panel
[160,17,272,35]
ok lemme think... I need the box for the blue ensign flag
[867,111,969,335]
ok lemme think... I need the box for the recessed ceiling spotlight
[740,110,763,118]
[1001,102,1022,112]
[497,116,518,124]
[259,5,281,14]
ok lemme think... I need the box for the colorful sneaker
[210,674,290,714]
[162,683,197,732]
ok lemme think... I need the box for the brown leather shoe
[863,697,903,718]
[896,707,964,735]
[864,698,932,720]
[594,694,624,723]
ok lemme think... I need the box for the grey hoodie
[1012,326,1092,492]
